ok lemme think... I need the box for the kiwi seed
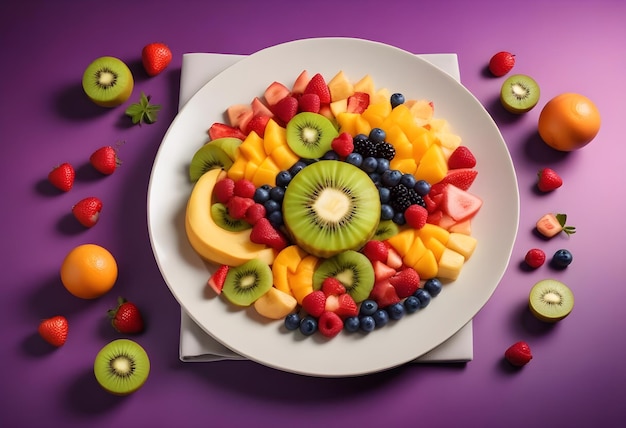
[500,74,540,114]
[221,259,273,306]
[82,56,134,107]
[286,112,339,159]
[94,339,150,396]
[528,279,574,322]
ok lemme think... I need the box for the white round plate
[148,38,519,377]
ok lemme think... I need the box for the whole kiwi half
[286,112,339,159]
[221,259,273,306]
[500,74,540,114]
[82,56,134,107]
[94,339,150,395]
[528,279,574,322]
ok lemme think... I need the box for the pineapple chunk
[353,74,375,97]
[446,233,477,260]
[438,248,465,280]
[254,287,298,320]
[328,71,354,102]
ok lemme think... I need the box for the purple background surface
[2,1,625,427]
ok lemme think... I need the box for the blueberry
[344,316,360,333]
[289,161,307,176]
[381,169,402,187]
[322,150,339,160]
[551,249,573,268]
[423,278,442,297]
[284,313,301,330]
[404,296,421,313]
[276,170,292,188]
[263,199,281,213]
[359,299,378,316]
[380,204,395,221]
[359,315,376,332]
[267,210,283,226]
[390,93,405,108]
[413,179,431,197]
[361,157,378,173]
[269,186,285,203]
[414,288,432,308]
[400,173,417,189]
[369,128,386,144]
[369,172,381,185]
[392,211,406,225]
[299,316,318,336]
[376,158,390,173]
[253,187,270,204]
[379,187,391,203]
[387,302,405,320]
[345,152,363,167]
[373,309,390,327]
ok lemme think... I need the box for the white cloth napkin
[178,52,473,363]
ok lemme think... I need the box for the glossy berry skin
[373,309,389,327]
[551,249,573,268]
[413,180,431,197]
[359,316,376,332]
[275,171,292,188]
[404,295,421,313]
[390,93,405,108]
[345,152,363,167]
[524,248,546,268]
[289,161,307,176]
[284,313,300,330]
[359,300,378,316]
[414,289,432,308]
[387,303,405,320]
[504,341,532,367]
[423,278,443,297]
[48,163,75,192]
[108,297,144,334]
[368,128,386,144]
[299,316,318,336]
[344,316,360,332]
[488,51,515,77]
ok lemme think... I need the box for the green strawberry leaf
[125,92,161,125]
[556,213,576,235]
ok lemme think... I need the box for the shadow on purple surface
[65,368,125,415]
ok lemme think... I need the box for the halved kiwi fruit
[208,137,243,161]
[286,112,339,159]
[82,56,134,107]
[313,250,375,302]
[211,203,251,231]
[94,339,150,395]
[281,160,381,258]
[188,144,233,182]
[500,74,540,114]
[528,279,574,322]
[372,220,399,241]
[222,259,273,306]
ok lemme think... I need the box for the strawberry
[504,341,532,366]
[537,167,563,192]
[326,293,359,318]
[426,210,443,225]
[385,246,403,269]
[213,178,235,204]
[245,114,271,137]
[346,92,370,114]
[317,311,343,338]
[273,95,299,124]
[321,277,346,296]
[90,146,121,175]
[249,217,288,251]
[38,315,68,347]
[304,73,331,104]
[372,260,396,281]
[298,93,321,113]
[72,196,102,227]
[48,162,75,192]
[141,42,172,76]
[439,168,478,191]
[524,248,546,268]
[404,204,428,229]
[447,146,476,169]
[263,81,291,106]
[488,51,515,77]
[108,297,145,334]
[208,123,247,141]
[244,203,266,225]
[301,290,326,317]
[536,213,576,238]
[207,265,229,294]
[441,185,483,222]
[362,240,388,263]
[227,196,255,219]
[369,280,401,308]
[389,267,420,298]
[233,179,256,199]
[331,132,354,157]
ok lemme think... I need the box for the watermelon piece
[441,184,483,221]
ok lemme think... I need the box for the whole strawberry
[72,196,102,227]
[48,162,75,192]
[90,146,121,175]
[504,341,532,367]
[488,51,515,77]
[38,315,69,347]
[537,167,563,192]
[108,297,145,334]
[524,248,546,268]
[142,42,172,76]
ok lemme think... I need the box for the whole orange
[537,93,601,151]
[60,244,118,299]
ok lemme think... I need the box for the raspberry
[504,341,532,367]
[331,132,354,157]
[213,178,235,204]
[524,248,546,268]
[317,311,343,338]
[233,179,256,199]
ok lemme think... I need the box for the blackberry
[407,188,426,208]
[390,184,426,213]
[376,142,396,160]
[353,138,378,158]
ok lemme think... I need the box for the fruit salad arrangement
[184,70,483,339]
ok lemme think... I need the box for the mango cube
[438,248,465,280]
[446,233,477,260]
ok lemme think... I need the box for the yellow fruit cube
[386,229,415,257]
[330,99,348,117]
[263,119,287,155]
[272,263,292,296]
[424,236,446,262]
[238,132,266,165]
[252,157,278,187]
[415,143,448,184]
[416,223,450,246]
[407,126,436,161]
[390,157,417,175]
[253,287,298,320]
[270,144,300,171]
[289,255,318,304]
[403,236,426,269]
[328,71,354,102]
[372,88,391,105]
[448,219,472,235]
[336,112,359,136]
[385,125,414,159]
[362,100,392,122]
[227,158,247,181]
[415,249,438,279]
[354,115,372,135]
[408,99,434,126]
[446,232,477,260]
[382,104,413,132]
[244,161,260,182]
[353,74,375,97]
[438,248,465,280]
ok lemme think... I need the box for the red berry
[537,168,563,192]
[226,196,255,219]
[249,218,288,251]
[447,146,476,169]
[38,315,69,347]
[244,203,266,225]
[142,42,172,76]
[108,297,145,334]
[489,51,516,77]
[389,267,420,298]
[298,93,321,113]
[72,196,103,227]
[90,146,121,175]
[48,163,75,192]
[404,204,428,229]
[233,179,256,199]
[303,73,331,104]
[321,277,346,296]
[331,132,354,157]
[362,240,388,263]
[504,341,532,366]
[213,178,235,203]
[317,311,343,338]
[524,248,546,268]
[301,290,326,318]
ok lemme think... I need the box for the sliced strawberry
[369,280,401,308]
[213,178,235,204]
[321,277,346,296]
[385,246,403,269]
[441,185,483,222]
[207,265,229,294]
[292,70,311,94]
[372,260,397,282]
[249,218,288,251]
[302,290,326,317]
[438,168,478,191]
[273,96,299,124]
[346,92,370,114]
[264,81,291,106]
[330,132,354,157]
[298,93,321,113]
[426,209,443,225]
[447,146,476,169]
[226,104,254,131]
[208,123,247,141]
[304,73,331,104]
[318,311,343,338]
[389,267,420,298]
[361,240,388,263]
[245,114,271,137]
[326,293,358,319]
[251,97,275,118]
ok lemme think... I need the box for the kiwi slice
[211,203,251,231]
[82,56,134,107]
[222,259,273,306]
[282,160,381,258]
[286,112,339,159]
[208,137,242,161]
[528,279,574,322]
[94,339,150,396]
[188,144,233,182]
[500,74,540,114]
[313,250,375,302]
[372,220,399,241]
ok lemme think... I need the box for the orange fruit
[537,93,601,151]
[60,244,118,299]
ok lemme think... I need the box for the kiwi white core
[313,188,351,223]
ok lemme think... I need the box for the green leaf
[124,92,162,125]
[556,213,576,235]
